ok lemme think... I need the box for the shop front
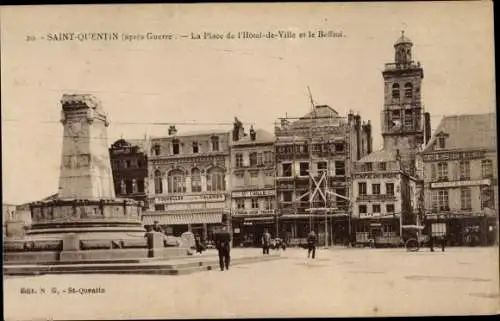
[425,212,497,246]
[353,214,401,247]
[142,209,225,241]
[231,214,275,247]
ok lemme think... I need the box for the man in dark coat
[262,229,271,255]
[214,225,232,271]
[307,230,317,259]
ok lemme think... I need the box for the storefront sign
[232,190,275,198]
[352,173,399,179]
[155,193,225,204]
[431,179,491,189]
[360,213,381,219]
[233,209,275,216]
[422,150,486,162]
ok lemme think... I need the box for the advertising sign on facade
[430,179,491,189]
[155,193,225,204]
[232,189,275,198]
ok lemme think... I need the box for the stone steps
[4,254,284,276]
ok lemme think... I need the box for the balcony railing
[356,194,398,202]
[384,61,421,70]
[278,201,348,214]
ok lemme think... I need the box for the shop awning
[142,212,223,225]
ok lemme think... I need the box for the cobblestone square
[4,247,499,319]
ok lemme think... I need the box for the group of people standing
[261,229,318,259]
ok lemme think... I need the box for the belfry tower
[381,31,426,173]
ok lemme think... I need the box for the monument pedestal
[3,94,189,266]
[5,220,25,239]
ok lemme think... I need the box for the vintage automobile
[401,225,428,251]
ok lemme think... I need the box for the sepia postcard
[1,2,498,320]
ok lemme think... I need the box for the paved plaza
[4,247,499,319]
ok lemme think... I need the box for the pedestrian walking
[429,235,435,252]
[307,230,317,259]
[195,234,206,254]
[441,234,446,252]
[262,229,271,255]
[214,225,231,271]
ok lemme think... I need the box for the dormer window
[152,144,161,156]
[438,137,446,149]
[172,139,180,155]
[211,136,220,152]
[192,141,199,154]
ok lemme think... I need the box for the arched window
[392,83,400,99]
[154,170,163,194]
[404,83,413,98]
[191,168,202,193]
[152,144,161,156]
[168,169,186,193]
[206,167,225,192]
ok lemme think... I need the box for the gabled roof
[233,129,274,146]
[41,193,59,201]
[423,113,496,153]
[358,149,397,163]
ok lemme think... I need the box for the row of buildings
[5,32,497,247]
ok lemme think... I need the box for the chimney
[348,110,354,124]
[249,126,256,141]
[168,125,177,136]
[366,120,372,154]
[424,112,431,145]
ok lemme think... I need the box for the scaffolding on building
[274,87,353,247]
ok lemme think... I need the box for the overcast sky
[1,2,495,204]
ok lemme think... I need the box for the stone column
[201,175,207,192]
[225,173,231,192]
[162,177,168,194]
[148,177,154,195]
[185,176,192,193]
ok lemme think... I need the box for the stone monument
[4,94,188,264]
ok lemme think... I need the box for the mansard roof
[233,129,275,146]
[422,113,496,153]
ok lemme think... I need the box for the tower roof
[394,31,412,46]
